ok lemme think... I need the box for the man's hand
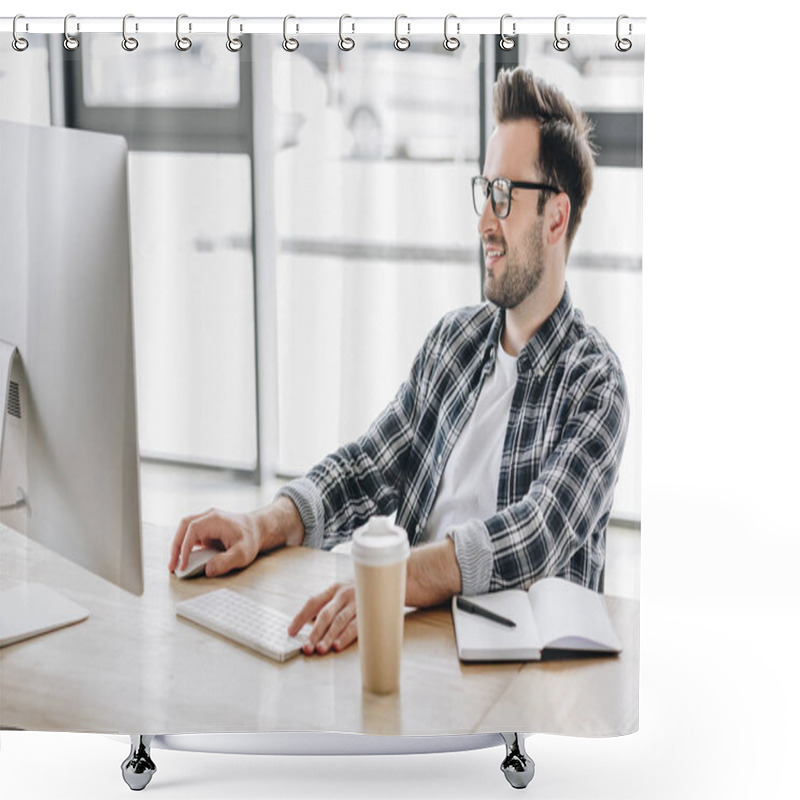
[168,497,305,578]
[288,582,358,655]
[287,538,463,656]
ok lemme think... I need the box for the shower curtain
[0,12,643,755]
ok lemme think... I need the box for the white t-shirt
[425,343,518,541]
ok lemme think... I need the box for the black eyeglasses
[472,176,561,219]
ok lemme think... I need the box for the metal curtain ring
[175,14,192,51]
[283,15,299,51]
[499,14,516,51]
[443,14,460,51]
[12,14,29,52]
[121,14,139,51]
[615,15,632,52]
[63,14,79,50]
[553,14,570,51]
[394,14,410,51]
[338,14,355,51]
[226,15,243,52]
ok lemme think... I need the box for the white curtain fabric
[0,24,643,739]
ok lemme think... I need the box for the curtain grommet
[553,14,570,52]
[499,14,516,51]
[394,14,410,51]
[12,14,29,52]
[175,14,192,51]
[283,15,299,52]
[338,14,355,51]
[615,15,633,52]
[63,14,80,51]
[121,14,139,52]
[226,15,243,52]
[444,14,460,52]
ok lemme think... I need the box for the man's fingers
[178,511,229,571]
[307,589,349,649]
[177,519,208,572]
[169,511,207,571]
[288,583,340,637]
[294,585,357,655]
[316,599,356,654]
[333,617,358,652]
[204,544,247,578]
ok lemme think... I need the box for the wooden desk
[0,524,638,736]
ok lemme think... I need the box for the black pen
[456,596,516,628]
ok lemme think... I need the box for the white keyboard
[176,589,312,663]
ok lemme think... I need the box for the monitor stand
[1,342,90,647]
[1,340,27,525]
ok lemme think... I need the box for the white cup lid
[351,517,410,566]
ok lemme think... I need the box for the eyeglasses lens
[492,180,510,218]
[472,178,488,216]
[473,178,512,218]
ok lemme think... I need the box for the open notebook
[452,576,622,662]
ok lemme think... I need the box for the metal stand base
[119,732,533,790]
[500,733,535,789]
[121,735,156,791]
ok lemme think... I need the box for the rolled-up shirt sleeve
[275,384,415,550]
[275,316,445,550]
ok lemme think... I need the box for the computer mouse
[174,547,217,579]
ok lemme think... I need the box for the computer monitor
[0,120,143,597]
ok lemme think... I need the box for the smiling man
[169,67,629,657]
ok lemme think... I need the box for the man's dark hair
[493,67,597,250]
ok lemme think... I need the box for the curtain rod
[0,16,645,37]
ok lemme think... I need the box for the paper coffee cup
[351,517,410,695]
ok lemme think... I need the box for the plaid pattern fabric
[278,285,629,595]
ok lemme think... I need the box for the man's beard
[483,216,545,309]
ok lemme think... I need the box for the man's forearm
[406,538,463,608]
[253,496,305,552]
[253,500,463,605]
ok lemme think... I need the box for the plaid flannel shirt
[278,285,629,595]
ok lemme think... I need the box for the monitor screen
[0,120,143,596]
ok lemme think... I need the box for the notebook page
[453,590,543,660]
[527,577,622,652]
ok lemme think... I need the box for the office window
[81,34,240,108]
[267,38,482,474]
[519,36,644,167]
[0,37,51,125]
[520,37,644,521]
[65,39,258,472]
[128,152,257,468]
